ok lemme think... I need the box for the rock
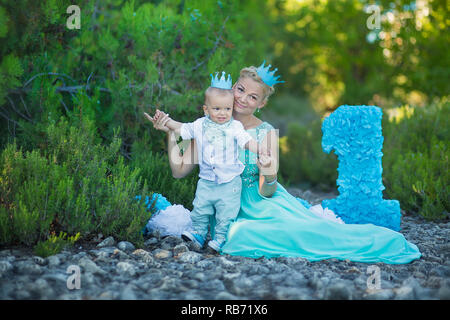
[91,250,110,263]
[394,285,415,300]
[116,261,136,277]
[120,285,138,300]
[173,244,189,256]
[33,256,46,266]
[14,260,43,275]
[196,259,214,270]
[364,288,395,300]
[307,272,324,291]
[218,256,236,268]
[394,277,427,300]
[153,249,172,259]
[438,285,450,300]
[97,236,115,248]
[427,276,444,289]
[215,291,239,300]
[199,279,225,292]
[178,251,202,264]
[97,291,115,300]
[117,241,135,252]
[0,260,13,275]
[112,249,129,260]
[132,249,154,265]
[144,237,158,247]
[160,236,183,250]
[14,290,32,299]
[47,255,61,267]
[29,279,54,299]
[78,256,105,275]
[224,274,255,297]
[324,281,353,300]
[274,286,309,299]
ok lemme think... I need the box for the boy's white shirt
[180,116,253,184]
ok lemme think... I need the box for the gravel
[0,188,448,300]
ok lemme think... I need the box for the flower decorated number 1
[321,105,401,231]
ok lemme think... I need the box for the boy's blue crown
[210,71,232,89]
[256,60,284,87]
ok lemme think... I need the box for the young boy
[145,72,266,252]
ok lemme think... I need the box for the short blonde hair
[204,87,233,106]
[238,66,275,101]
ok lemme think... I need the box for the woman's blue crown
[210,71,232,89]
[256,60,284,87]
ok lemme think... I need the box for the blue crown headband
[256,60,284,87]
[210,71,232,89]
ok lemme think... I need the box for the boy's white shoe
[207,239,224,252]
[181,230,205,249]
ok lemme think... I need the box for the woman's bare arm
[258,129,279,197]
[144,111,198,179]
[167,131,198,179]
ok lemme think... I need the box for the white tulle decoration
[309,204,345,224]
[145,205,193,237]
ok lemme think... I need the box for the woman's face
[232,76,267,116]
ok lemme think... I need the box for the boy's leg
[189,179,215,240]
[212,176,242,245]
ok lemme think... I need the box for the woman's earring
[257,108,260,113]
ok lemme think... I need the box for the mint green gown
[220,122,421,264]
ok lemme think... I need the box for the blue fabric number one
[321,105,401,231]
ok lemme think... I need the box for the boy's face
[203,94,234,124]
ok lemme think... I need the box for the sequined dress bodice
[239,122,274,188]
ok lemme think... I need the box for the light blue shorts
[191,175,242,242]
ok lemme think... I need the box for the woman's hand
[143,110,171,133]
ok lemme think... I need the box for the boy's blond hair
[204,87,234,106]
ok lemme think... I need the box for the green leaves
[382,100,449,220]
[0,54,24,105]
[0,116,150,247]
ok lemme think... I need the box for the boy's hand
[258,145,269,157]
[143,109,171,133]
[257,148,276,175]
[258,153,271,168]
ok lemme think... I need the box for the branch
[9,85,111,95]
[22,72,76,88]
[0,108,23,128]
[59,98,70,114]
[19,94,31,118]
[6,95,34,123]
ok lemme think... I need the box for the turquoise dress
[220,122,421,264]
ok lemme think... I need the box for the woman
[149,64,421,264]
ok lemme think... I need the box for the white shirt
[180,117,253,184]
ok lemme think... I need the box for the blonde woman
[147,62,420,264]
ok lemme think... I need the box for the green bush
[383,99,449,220]
[0,0,267,155]
[0,117,151,247]
[130,136,198,210]
[279,119,338,190]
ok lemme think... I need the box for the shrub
[279,119,338,191]
[130,137,198,211]
[383,99,449,219]
[0,116,152,247]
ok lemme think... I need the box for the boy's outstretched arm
[155,110,183,135]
